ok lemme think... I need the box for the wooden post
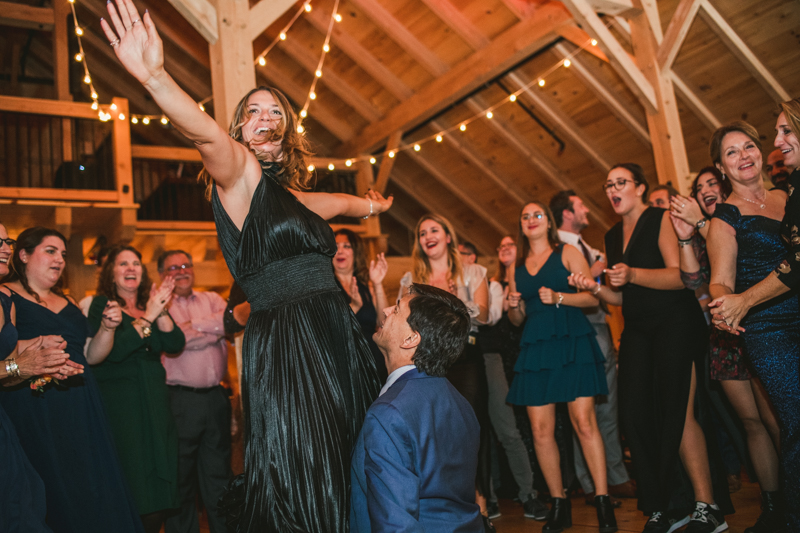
[52,0,73,160]
[54,206,72,241]
[209,0,256,130]
[629,2,692,195]
[111,97,134,205]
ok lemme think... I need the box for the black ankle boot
[744,491,787,533]
[595,495,618,533]
[543,497,572,532]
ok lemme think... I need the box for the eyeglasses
[165,264,193,273]
[0,238,16,247]
[520,213,545,221]
[603,179,633,192]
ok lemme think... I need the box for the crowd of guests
[0,96,798,533]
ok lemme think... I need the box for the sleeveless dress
[0,293,51,533]
[211,164,380,532]
[714,203,800,527]
[506,245,607,406]
[0,292,143,533]
[605,207,732,516]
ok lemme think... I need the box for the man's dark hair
[460,241,478,257]
[549,189,577,228]
[157,249,193,273]
[650,183,679,199]
[406,283,470,377]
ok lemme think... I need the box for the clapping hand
[670,195,704,227]
[100,0,164,86]
[146,277,175,319]
[669,211,696,241]
[369,253,388,285]
[101,301,122,330]
[14,337,83,381]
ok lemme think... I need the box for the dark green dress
[88,296,185,515]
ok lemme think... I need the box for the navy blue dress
[0,292,144,533]
[715,203,800,527]
[0,293,50,533]
[507,245,607,406]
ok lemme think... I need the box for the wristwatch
[695,218,708,229]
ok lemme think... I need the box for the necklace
[736,190,767,210]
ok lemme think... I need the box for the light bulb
[509,94,517,102]
[304,3,311,12]
[323,44,330,52]
[334,13,342,22]
[75,53,83,62]
[75,27,83,36]
[486,111,493,119]
[345,159,352,167]
[91,91,98,99]
[297,125,305,133]
[309,92,316,100]
[315,70,322,78]
[199,104,205,111]
[436,135,443,142]
[414,144,421,152]
[300,109,308,118]
[143,117,150,125]
[110,103,117,110]
[538,79,545,87]
[591,39,598,46]
[160,116,168,124]
[132,117,139,124]
[308,164,315,172]
[91,101,98,110]
[279,32,287,40]
[118,113,125,120]
[563,59,571,68]
[328,163,335,170]
[258,57,266,66]
[83,75,91,84]
[388,151,395,158]
[369,157,376,164]
[459,124,467,132]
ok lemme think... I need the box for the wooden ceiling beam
[257,65,355,141]
[560,0,657,113]
[0,1,53,30]
[305,8,413,100]
[401,148,509,236]
[556,24,609,63]
[698,0,790,103]
[347,0,449,76]
[506,71,613,172]
[390,168,499,256]
[248,0,297,42]
[498,0,536,21]
[166,0,218,44]
[669,71,721,131]
[340,2,570,155]
[465,97,613,230]
[429,117,526,205]
[553,42,650,146]
[588,0,638,16]
[417,0,490,50]
[278,39,383,122]
[657,0,701,71]
[374,131,404,194]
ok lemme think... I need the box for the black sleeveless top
[605,207,700,323]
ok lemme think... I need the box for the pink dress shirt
[161,290,228,388]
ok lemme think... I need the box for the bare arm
[568,272,623,307]
[291,189,393,221]
[369,254,389,327]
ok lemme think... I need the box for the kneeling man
[350,283,483,532]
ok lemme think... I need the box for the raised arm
[291,189,393,221]
[101,0,259,192]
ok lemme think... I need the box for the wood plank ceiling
[1,0,798,255]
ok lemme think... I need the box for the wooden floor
[492,482,761,533]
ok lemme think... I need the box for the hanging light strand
[254,1,312,66]
[67,0,101,114]
[300,0,340,120]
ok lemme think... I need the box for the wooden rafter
[556,24,609,63]
[669,71,722,131]
[248,0,297,41]
[278,39,383,122]
[166,0,218,44]
[553,43,650,147]
[346,0,449,76]
[657,0,702,71]
[589,0,638,16]
[402,148,509,236]
[417,0,489,50]
[506,71,613,173]
[698,1,790,103]
[0,1,53,30]
[304,8,413,100]
[560,0,657,113]
[498,0,537,21]
[257,65,355,141]
[375,131,404,194]
[465,97,613,230]
[340,2,571,155]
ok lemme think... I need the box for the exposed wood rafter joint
[657,0,701,71]
[166,0,218,44]
[418,0,489,50]
[248,0,297,42]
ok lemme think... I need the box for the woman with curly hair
[87,244,185,532]
[101,0,391,529]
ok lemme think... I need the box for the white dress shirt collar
[379,364,416,396]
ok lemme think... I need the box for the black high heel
[595,495,618,533]
[543,497,572,532]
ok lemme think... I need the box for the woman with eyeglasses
[571,164,732,533]
[0,227,144,532]
[398,214,493,524]
[505,202,615,533]
[671,166,783,529]
[86,244,186,533]
[705,118,800,531]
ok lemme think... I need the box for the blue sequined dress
[714,203,800,527]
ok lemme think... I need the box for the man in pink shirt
[159,250,231,533]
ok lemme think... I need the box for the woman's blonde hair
[411,214,463,286]
[779,98,800,140]
[199,86,313,198]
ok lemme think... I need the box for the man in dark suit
[350,283,483,533]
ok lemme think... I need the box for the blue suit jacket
[350,367,482,532]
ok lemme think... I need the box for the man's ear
[401,331,420,350]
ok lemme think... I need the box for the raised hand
[146,277,175,319]
[366,190,393,215]
[670,195,704,227]
[669,212,696,241]
[369,253,388,285]
[100,0,164,86]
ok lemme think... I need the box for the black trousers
[164,386,232,533]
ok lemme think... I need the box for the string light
[299,0,340,123]
[486,111,493,119]
[388,151,395,158]
[328,163,335,170]
[413,144,421,151]
[131,117,138,124]
[297,125,305,133]
[74,53,83,62]
[369,157,376,164]
[459,124,467,131]
[334,13,342,22]
[538,79,545,87]
[118,113,125,120]
[258,57,266,66]
[436,135,443,142]
[509,94,517,102]
[253,1,311,66]
[563,59,571,67]
[142,117,150,125]
[345,159,352,167]
[591,39,598,46]
[308,164,315,171]
[305,3,312,12]
[160,116,168,125]
[68,0,100,111]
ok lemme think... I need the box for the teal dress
[507,245,607,406]
[89,296,185,515]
